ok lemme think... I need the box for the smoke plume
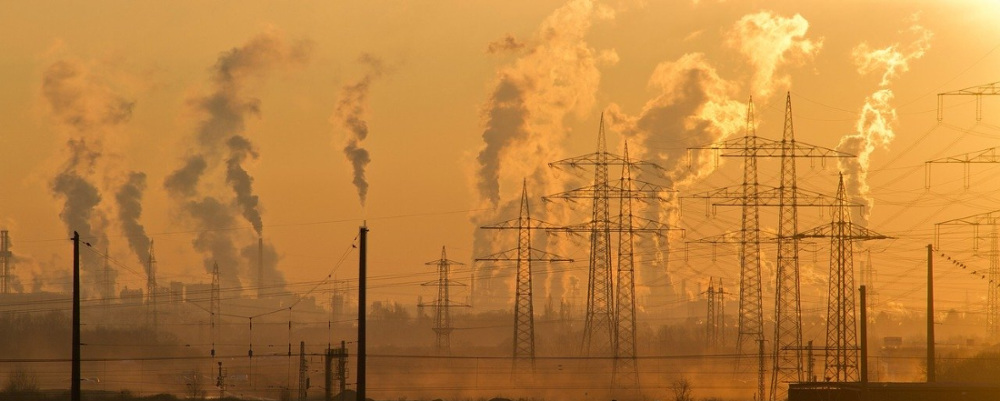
[471,0,617,307]
[116,171,151,265]
[838,17,932,224]
[604,53,745,303]
[165,30,311,288]
[334,54,385,207]
[226,135,262,235]
[42,58,134,296]
[727,11,822,100]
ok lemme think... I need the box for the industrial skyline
[1,1,1000,400]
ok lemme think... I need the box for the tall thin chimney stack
[258,236,264,299]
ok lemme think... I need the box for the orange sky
[1,0,999,328]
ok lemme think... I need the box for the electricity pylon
[547,116,661,357]
[937,81,999,121]
[705,277,727,349]
[935,210,1000,340]
[687,94,853,401]
[478,180,571,374]
[795,174,891,382]
[420,246,469,354]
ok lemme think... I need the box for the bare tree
[3,366,39,399]
[670,378,693,401]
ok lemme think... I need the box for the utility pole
[927,244,935,383]
[357,225,368,401]
[795,174,891,382]
[935,210,1000,340]
[72,231,81,401]
[478,180,571,375]
[420,247,469,354]
[299,341,308,400]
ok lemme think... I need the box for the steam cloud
[43,58,134,297]
[607,11,821,301]
[164,30,311,288]
[334,54,385,207]
[472,0,617,307]
[727,11,822,100]
[838,18,932,224]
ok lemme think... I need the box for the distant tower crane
[420,246,468,354]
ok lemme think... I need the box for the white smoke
[471,0,617,307]
[726,10,823,100]
[838,17,932,224]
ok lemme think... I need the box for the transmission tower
[705,277,727,349]
[935,210,1000,340]
[478,180,571,374]
[613,142,640,396]
[547,116,674,360]
[420,246,468,354]
[686,94,854,399]
[147,239,158,331]
[0,230,10,295]
[936,81,999,121]
[549,139,678,399]
[211,261,221,358]
[795,174,891,382]
[860,250,878,314]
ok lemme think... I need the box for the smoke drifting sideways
[334,54,385,208]
[43,58,134,297]
[472,0,618,308]
[838,18,932,225]
[164,30,310,290]
[727,11,822,101]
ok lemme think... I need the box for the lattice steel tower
[935,211,1000,340]
[796,174,890,382]
[613,143,639,395]
[705,277,726,349]
[479,181,570,373]
[686,94,853,400]
[421,246,467,354]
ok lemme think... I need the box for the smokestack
[258,236,263,299]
